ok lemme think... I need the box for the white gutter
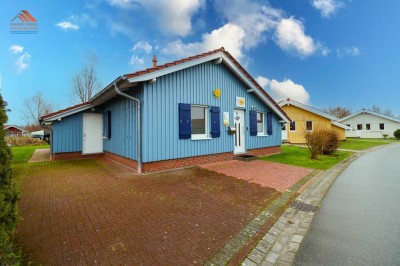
[114,76,142,174]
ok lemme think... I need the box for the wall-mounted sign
[236,97,245,108]
[223,112,229,125]
[213,88,221,98]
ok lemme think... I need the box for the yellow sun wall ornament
[213,88,221,99]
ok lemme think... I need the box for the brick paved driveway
[201,160,313,192]
[16,158,281,265]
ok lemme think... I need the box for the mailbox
[228,126,236,135]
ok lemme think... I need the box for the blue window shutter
[103,111,111,139]
[210,106,220,138]
[267,112,273,135]
[179,103,191,139]
[249,110,257,136]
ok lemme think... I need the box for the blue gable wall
[141,61,281,163]
[101,86,143,160]
[52,112,83,153]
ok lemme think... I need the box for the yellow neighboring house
[279,99,350,144]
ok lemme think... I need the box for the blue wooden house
[41,48,290,173]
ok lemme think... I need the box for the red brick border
[52,146,281,173]
[103,151,138,169]
[52,152,103,160]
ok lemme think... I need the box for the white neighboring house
[339,110,400,138]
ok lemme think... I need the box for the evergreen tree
[0,94,20,263]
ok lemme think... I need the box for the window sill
[257,134,269,137]
[191,137,212,141]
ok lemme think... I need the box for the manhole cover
[290,201,319,212]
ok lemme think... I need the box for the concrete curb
[242,145,386,266]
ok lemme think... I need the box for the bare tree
[369,105,382,114]
[22,92,53,126]
[71,65,101,103]
[383,108,394,117]
[322,107,351,119]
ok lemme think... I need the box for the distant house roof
[4,125,25,131]
[42,48,290,123]
[339,109,400,124]
[279,98,351,130]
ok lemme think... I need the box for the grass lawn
[11,144,49,164]
[261,145,353,170]
[339,138,399,150]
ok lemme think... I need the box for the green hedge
[394,129,400,139]
[0,94,21,264]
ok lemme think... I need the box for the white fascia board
[127,52,289,123]
[43,105,93,122]
[339,110,400,124]
[332,121,351,130]
[4,125,24,131]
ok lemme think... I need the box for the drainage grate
[290,201,319,212]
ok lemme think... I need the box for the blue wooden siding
[141,61,281,163]
[52,113,83,153]
[102,87,143,160]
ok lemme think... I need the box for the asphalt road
[295,143,400,266]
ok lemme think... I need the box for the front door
[281,123,288,141]
[234,109,245,154]
[83,113,103,154]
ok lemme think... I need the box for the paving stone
[280,251,296,263]
[256,240,272,254]
[242,258,257,266]
[248,248,266,264]
[265,252,280,263]
[277,233,291,245]
[271,242,284,254]
[296,228,308,236]
[291,235,304,243]
[276,260,292,266]
[287,242,300,252]
[262,233,276,244]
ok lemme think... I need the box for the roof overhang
[279,100,338,121]
[126,52,290,123]
[332,121,351,130]
[41,104,93,123]
[339,110,400,124]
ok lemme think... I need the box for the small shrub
[305,128,339,159]
[5,136,46,146]
[322,130,339,155]
[394,129,400,139]
[382,133,389,139]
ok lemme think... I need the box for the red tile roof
[125,47,289,121]
[41,101,90,119]
[42,47,289,121]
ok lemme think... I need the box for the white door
[234,109,245,154]
[83,113,103,154]
[281,124,288,141]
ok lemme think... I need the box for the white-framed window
[290,121,296,131]
[380,123,385,130]
[191,105,209,139]
[357,124,362,130]
[257,112,265,135]
[306,120,313,131]
[366,124,371,130]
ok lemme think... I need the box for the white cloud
[311,0,344,17]
[129,55,145,66]
[162,23,246,61]
[9,45,24,54]
[107,0,204,36]
[56,21,80,30]
[274,17,318,58]
[336,46,360,58]
[15,52,31,72]
[256,75,310,104]
[132,41,152,54]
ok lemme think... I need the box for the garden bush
[5,136,46,146]
[394,129,400,139]
[305,128,339,159]
[0,94,21,264]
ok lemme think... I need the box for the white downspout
[114,77,142,174]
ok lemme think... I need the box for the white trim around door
[82,113,103,154]
[234,109,246,154]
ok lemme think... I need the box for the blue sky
[2,0,400,125]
